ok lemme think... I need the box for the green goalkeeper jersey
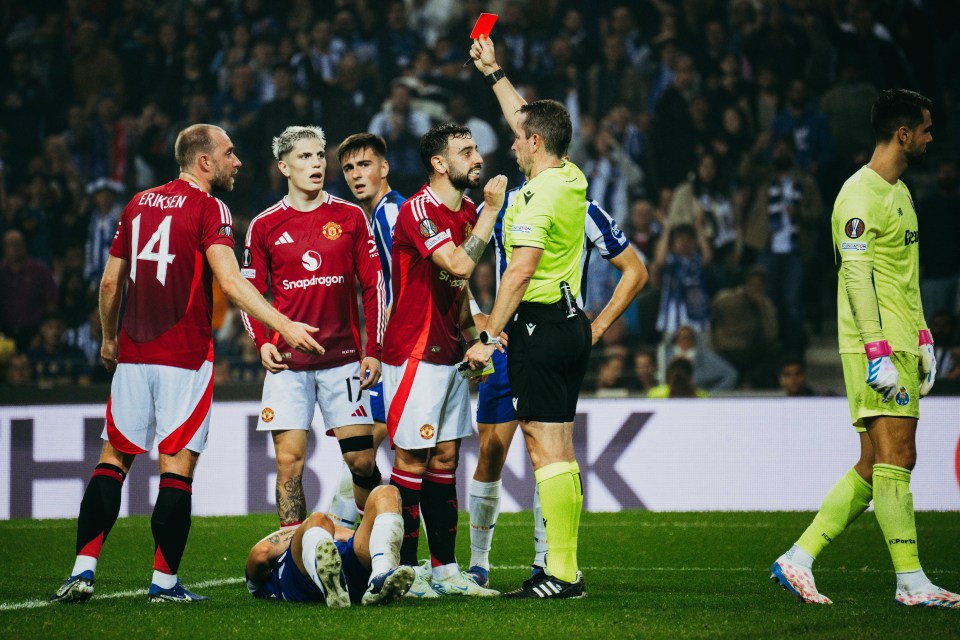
[832,165,922,355]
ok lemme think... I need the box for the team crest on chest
[463,221,473,238]
[322,221,342,240]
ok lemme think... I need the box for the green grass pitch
[1,511,958,639]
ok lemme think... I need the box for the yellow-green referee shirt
[503,161,588,304]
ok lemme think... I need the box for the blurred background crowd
[1,0,960,396]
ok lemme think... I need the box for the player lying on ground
[246,485,415,607]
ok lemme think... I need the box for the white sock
[532,483,547,568]
[468,479,501,570]
[368,513,404,581]
[71,555,97,577]
[151,570,177,589]
[783,544,815,569]
[328,460,360,529]
[300,526,334,592]
[897,568,932,593]
[431,562,459,581]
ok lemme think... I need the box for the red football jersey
[382,185,477,366]
[109,179,234,369]
[241,193,385,370]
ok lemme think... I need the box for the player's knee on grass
[365,485,401,516]
[304,511,335,533]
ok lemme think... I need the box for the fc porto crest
[895,387,910,406]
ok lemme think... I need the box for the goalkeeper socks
[873,464,922,573]
[570,460,583,568]
[328,459,359,530]
[421,468,458,567]
[368,513,404,580]
[897,568,933,593]
[390,467,422,566]
[795,467,873,560]
[468,479,501,570]
[532,483,547,568]
[151,473,193,577]
[72,463,126,576]
[535,461,579,583]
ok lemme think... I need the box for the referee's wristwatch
[478,331,501,346]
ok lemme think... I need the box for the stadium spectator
[770,78,833,180]
[377,0,423,82]
[778,358,816,397]
[241,126,385,528]
[630,349,658,394]
[0,229,57,350]
[27,315,91,388]
[447,95,499,162]
[593,349,629,395]
[321,54,378,145]
[83,178,124,291]
[646,357,709,398]
[653,216,713,337]
[651,54,699,189]
[819,59,879,189]
[58,269,92,331]
[659,324,737,392]
[743,135,823,357]
[711,266,780,389]
[3,353,32,389]
[71,21,124,112]
[1,48,47,181]
[584,35,645,122]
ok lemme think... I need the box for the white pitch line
[0,577,243,612]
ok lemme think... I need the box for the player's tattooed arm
[246,525,297,584]
[276,475,307,525]
[462,233,488,264]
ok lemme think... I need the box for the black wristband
[485,68,506,86]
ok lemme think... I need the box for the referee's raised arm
[470,36,525,136]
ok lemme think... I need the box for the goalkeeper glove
[865,340,898,402]
[918,329,936,397]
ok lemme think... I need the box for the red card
[469,13,498,39]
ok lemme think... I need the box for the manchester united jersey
[241,193,385,370]
[109,178,234,369]
[381,185,477,366]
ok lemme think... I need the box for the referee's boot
[503,570,585,599]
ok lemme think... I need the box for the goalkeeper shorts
[840,351,920,431]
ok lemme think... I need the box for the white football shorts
[382,358,472,450]
[256,361,374,433]
[103,361,214,455]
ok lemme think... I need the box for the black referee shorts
[507,300,592,423]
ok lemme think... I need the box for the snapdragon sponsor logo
[283,274,345,290]
[438,270,466,288]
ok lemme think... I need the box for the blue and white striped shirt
[479,186,630,308]
[371,189,405,307]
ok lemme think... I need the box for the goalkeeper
[770,89,958,608]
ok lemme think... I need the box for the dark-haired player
[51,124,323,604]
[325,133,406,530]
[382,123,503,597]
[771,89,959,608]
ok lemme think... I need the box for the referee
[465,35,590,599]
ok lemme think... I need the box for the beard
[449,164,481,191]
[210,164,236,192]
[905,145,927,166]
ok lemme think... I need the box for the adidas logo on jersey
[275,232,294,245]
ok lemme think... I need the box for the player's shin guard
[73,463,127,575]
[421,468,458,569]
[535,461,579,583]
[570,461,583,565]
[329,460,360,529]
[468,479,501,570]
[873,464,922,573]
[151,473,193,578]
[390,468,422,566]
[795,467,872,560]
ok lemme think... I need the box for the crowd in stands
[2,0,960,395]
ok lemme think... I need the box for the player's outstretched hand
[471,34,498,74]
[100,337,118,373]
[259,343,288,373]
[359,357,381,390]
[280,321,324,356]
[483,174,507,213]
